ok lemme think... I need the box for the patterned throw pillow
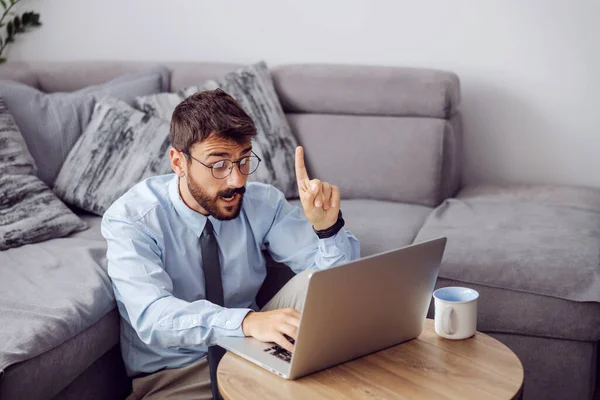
[136,84,200,121]
[0,66,170,186]
[0,98,87,250]
[53,97,172,215]
[136,62,299,198]
[0,98,36,177]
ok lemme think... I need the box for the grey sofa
[0,61,598,400]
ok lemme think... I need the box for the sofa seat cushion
[415,184,600,339]
[0,215,116,383]
[290,198,433,256]
[456,183,600,211]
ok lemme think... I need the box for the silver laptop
[217,236,446,380]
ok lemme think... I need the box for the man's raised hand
[295,146,340,231]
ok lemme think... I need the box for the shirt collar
[168,175,222,238]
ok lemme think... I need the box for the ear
[170,147,187,177]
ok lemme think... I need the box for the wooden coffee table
[217,319,524,400]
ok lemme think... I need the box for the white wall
[8,0,600,188]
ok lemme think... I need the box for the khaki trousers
[126,268,311,400]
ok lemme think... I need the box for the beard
[186,175,246,220]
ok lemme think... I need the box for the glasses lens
[212,160,233,179]
[239,156,260,175]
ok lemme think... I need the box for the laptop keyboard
[263,336,295,363]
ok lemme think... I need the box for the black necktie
[200,219,225,400]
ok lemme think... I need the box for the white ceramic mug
[433,286,479,340]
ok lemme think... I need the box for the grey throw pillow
[0,98,87,250]
[53,97,172,215]
[0,98,36,176]
[0,66,170,187]
[136,62,299,198]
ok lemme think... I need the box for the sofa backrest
[0,61,462,207]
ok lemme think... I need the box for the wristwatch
[313,210,345,239]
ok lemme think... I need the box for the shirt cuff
[317,229,348,253]
[213,307,254,337]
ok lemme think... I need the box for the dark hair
[170,88,257,154]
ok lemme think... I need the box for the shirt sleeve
[101,214,253,349]
[262,186,361,273]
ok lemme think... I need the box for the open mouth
[220,193,239,203]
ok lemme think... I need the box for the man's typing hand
[241,308,300,352]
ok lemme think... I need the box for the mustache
[218,186,246,198]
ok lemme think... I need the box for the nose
[226,163,246,187]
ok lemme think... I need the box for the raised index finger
[295,146,309,186]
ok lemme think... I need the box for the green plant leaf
[0,58,7,64]
[6,20,13,37]
[0,0,6,10]
[21,11,29,25]
[13,16,21,32]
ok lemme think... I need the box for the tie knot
[202,219,214,236]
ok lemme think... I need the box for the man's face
[183,136,252,220]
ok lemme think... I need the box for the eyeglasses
[183,151,262,179]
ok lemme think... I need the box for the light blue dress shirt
[101,174,360,376]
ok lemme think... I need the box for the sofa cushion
[0,98,36,176]
[54,98,172,215]
[0,214,115,377]
[457,183,600,212]
[0,67,170,186]
[415,184,600,303]
[287,113,460,207]
[271,64,461,118]
[290,199,433,256]
[0,99,88,250]
[0,174,89,250]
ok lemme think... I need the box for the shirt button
[193,320,198,325]
[226,320,231,326]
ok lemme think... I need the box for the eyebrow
[206,146,253,159]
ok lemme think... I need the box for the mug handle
[442,306,454,335]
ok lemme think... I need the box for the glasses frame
[183,150,262,180]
